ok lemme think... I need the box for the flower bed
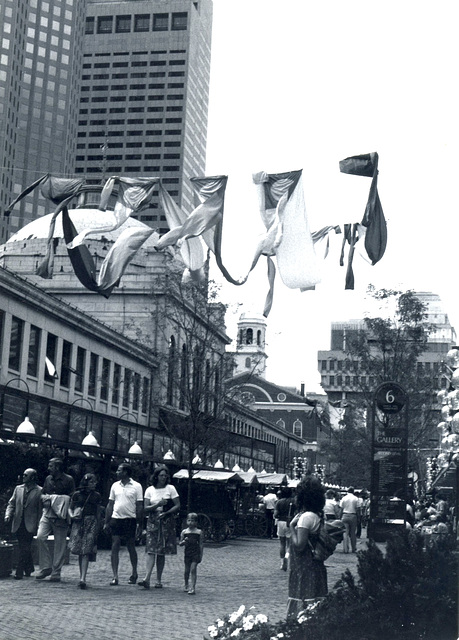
[205,530,458,640]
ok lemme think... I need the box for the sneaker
[184,585,189,592]
[35,569,52,580]
[188,588,195,595]
[281,558,288,571]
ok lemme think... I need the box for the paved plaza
[0,536,365,640]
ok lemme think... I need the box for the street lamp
[128,441,143,455]
[3,378,35,434]
[119,411,142,455]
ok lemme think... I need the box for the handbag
[69,505,83,521]
[69,493,90,521]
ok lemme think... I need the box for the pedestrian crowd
[4,459,205,595]
[5,458,454,618]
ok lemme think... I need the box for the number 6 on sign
[376,382,407,414]
[385,390,395,404]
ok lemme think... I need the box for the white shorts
[276,520,291,538]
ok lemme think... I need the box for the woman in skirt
[68,473,102,589]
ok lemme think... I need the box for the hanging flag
[4,175,84,217]
[158,182,206,279]
[61,207,156,297]
[3,175,86,278]
[68,176,160,248]
[255,170,321,291]
[339,152,387,266]
[157,176,228,249]
[250,170,321,311]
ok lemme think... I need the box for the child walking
[179,513,203,595]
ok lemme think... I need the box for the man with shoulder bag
[36,458,75,582]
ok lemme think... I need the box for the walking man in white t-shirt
[104,463,143,585]
[339,486,360,553]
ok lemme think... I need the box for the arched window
[245,357,251,368]
[246,328,253,344]
[276,418,285,429]
[293,419,303,438]
[257,330,261,346]
[238,329,243,346]
[166,335,176,405]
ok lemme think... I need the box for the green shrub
[206,530,458,640]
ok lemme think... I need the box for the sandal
[110,578,119,586]
[138,580,150,589]
[154,582,163,588]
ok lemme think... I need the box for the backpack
[309,518,346,562]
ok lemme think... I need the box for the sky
[203,0,459,392]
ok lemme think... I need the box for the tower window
[257,330,261,346]
[246,328,253,345]
[245,357,251,369]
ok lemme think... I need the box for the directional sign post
[369,382,409,542]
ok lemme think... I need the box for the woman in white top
[138,466,180,589]
[288,475,327,618]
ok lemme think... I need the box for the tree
[320,287,442,486]
[321,404,371,488]
[130,260,252,511]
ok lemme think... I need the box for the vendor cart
[172,469,243,542]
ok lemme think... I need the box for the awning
[237,472,259,485]
[173,469,244,484]
[255,472,288,486]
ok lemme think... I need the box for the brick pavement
[0,536,366,640]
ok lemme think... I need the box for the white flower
[255,614,268,624]
[209,630,218,638]
[208,625,217,633]
[231,629,241,637]
[216,620,224,628]
[298,616,306,624]
[229,606,245,624]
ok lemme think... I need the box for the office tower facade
[318,292,456,405]
[0,0,87,241]
[76,0,213,234]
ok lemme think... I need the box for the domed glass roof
[7,208,158,246]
